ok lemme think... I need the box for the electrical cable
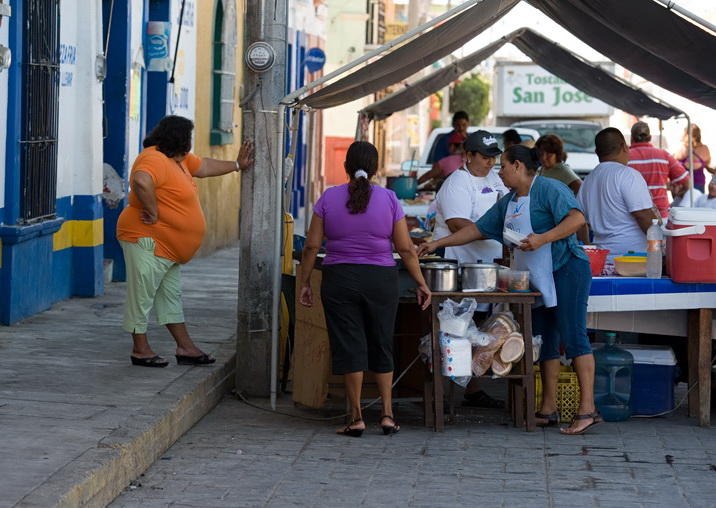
[234,353,422,422]
[168,0,187,84]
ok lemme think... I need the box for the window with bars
[20,0,61,223]
[210,0,237,146]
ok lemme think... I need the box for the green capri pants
[120,237,184,334]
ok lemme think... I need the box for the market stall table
[587,277,716,426]
[426,290,540,432]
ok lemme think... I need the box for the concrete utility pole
[236,0,289,396]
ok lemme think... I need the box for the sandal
[175,353,216,365]
[535,411,560,427]
[380,415,400,435]
[560,412,603,435]
[462,390,505,409]
[337,418,364,438]
[130,355,169,368]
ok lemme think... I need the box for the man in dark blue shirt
[430,111,469,163]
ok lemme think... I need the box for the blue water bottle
[594,332,633,422]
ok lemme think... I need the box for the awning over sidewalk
[297,0,519,110]
[526,0,716,108]
[361,28,682,121]
[510,29,682,120]
[360,38,509,121]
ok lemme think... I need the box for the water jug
[594,332,633,422]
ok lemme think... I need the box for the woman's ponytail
[345,141,379,214]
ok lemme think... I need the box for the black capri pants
[320,264,399,375]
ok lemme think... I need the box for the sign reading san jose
[496,63,613,117]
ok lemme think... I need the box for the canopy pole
[686,114,694,207]
[652,0,716,35]
[280,0,479,106]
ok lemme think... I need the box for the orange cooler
[665,208,716,283]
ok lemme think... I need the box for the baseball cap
[464,130,502,157]
[447,132,466,145]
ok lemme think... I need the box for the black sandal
[535,411,560,427]
[337,418,364,438]
[131,355,169,368]
[175,353,216,365]
[380,415,400,435]
[560,412,603,435]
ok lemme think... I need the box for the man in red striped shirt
[628,121,688,217]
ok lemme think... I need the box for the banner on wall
[145,21,171,71]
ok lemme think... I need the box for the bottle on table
[646,219,664,279]
[594,332,633,422]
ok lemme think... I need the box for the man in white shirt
[695,176,716,209]
[433,130,508,264]
[670,180,703,208]
[577,128,656,257]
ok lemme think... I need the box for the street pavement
[111,390,716,508]
[0,246,239,507]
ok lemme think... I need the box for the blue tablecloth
[588,277,716,312]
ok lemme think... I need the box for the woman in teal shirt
[419,145,600,435]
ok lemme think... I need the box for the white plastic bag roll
[440,335,472,377]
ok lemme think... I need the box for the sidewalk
[0,245,240,508]
[111,394,716,508]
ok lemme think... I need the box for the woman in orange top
[117,115,254,367]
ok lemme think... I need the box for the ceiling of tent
[295,0,716,111]
[361,28,682,121]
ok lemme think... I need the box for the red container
[582,246,610,276]
[665,208,716,283]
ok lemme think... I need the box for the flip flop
[175,353,216,365]
[560,412,603,435]
[130,355,169,368]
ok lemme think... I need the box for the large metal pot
[420,262,458,292]
[461,263,498,292]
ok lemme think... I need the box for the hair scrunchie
[354,169,368,179]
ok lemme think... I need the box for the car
[510,120,601,177]
[404,125,541,179]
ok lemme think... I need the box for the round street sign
[304,47,326,73]
[245,41,275,73]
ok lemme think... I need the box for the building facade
[0,0,247,325]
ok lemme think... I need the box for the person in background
[417,132,466,187]
[116,115,254,367]
[536,134,582,195]
[419,145,599,435]
[628,121,688,218]
[670,179,703,208]
[577,128,656,258]
[431,111,470,162]
[695,176,716,209]
[431,130,509,409]
[299,141,431,437]
[675,124,712,192]
[502,128,522,150]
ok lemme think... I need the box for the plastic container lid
[614,256,647,263]
[669,207,716,226]
[621,345,677,366]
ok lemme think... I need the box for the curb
[17,341,237,508]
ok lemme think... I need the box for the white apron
[503,177,557,308]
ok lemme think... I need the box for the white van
[407,125,540,178]
[511,120,601,177]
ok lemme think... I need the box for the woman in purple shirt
[299,141,431,437]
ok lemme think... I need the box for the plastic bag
[532,335,543,363]
[440,334,472,377]
[451,376,471,388]
[438,298,477,337]
[465,321,495,347]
